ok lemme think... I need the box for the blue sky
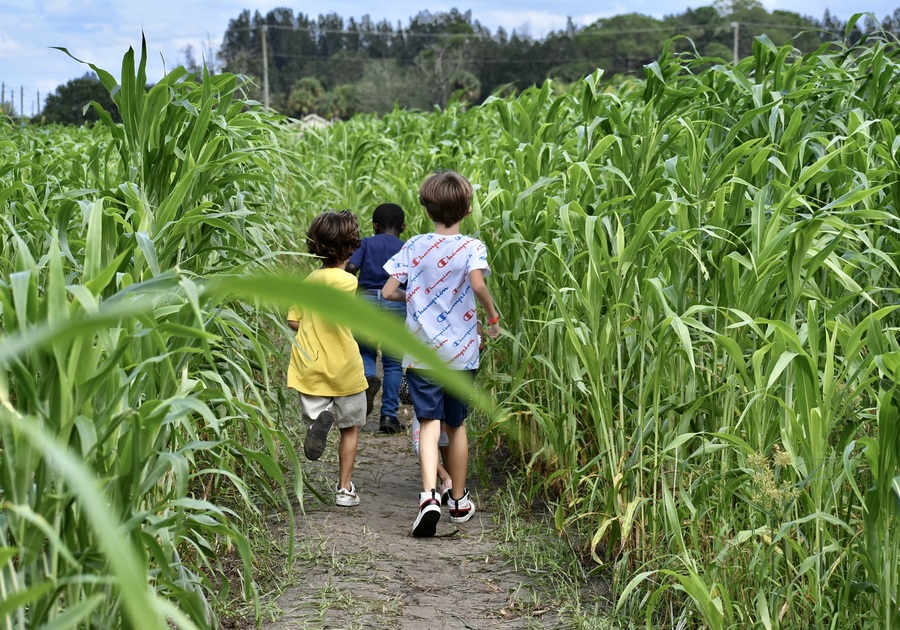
[1,0,896,115]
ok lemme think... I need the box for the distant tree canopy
[39,73,121,125]
[214,5,898,119]
[38,5,900,124]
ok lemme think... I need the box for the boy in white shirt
[382,171,500,537]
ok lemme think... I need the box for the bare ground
[261,401,562,630]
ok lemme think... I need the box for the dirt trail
[263,401,557,629]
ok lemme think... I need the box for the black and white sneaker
[412,490,442,537]
[448,488,476,524]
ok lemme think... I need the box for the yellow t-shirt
[286,267,367,397]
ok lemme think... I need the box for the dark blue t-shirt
[349,233,404,290]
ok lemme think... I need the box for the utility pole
[261,24,270,109]
[20,85,24,118]
[731,22,739,64]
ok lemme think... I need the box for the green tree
[39,73,121,125]
[355,59,429,113]
[577,14,667,75]
[318,83,360,119]
[288,76,325,116]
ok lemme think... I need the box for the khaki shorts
[298,391,366,429]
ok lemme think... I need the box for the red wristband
[487,314,500,325]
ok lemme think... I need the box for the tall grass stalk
[281,20,900,627]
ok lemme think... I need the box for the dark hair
[418,170,473,227]
[372,203,405,231]
[306,210,361,265]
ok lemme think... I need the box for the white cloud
[479,10,608,37]
[0,28,24,57]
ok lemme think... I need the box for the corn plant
[280,16,900,627]
[0,39,299,627]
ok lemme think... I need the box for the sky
[1,0,896,116]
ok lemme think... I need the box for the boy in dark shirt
[346,203,407,434]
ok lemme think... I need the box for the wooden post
[731,22,739,64]
[262,24,270,109]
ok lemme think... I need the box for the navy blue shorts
[406,369,477,428]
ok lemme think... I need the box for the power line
[226,19,842,39]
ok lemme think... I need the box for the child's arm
[469,269,500,338]
[346,241,364,275]
[381,277,406,302]
[287,306,300,332]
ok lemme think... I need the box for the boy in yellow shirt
[287,210,368,507]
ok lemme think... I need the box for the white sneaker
[335,482,360,507]
[448,488,476,524]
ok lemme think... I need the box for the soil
[260,392,561,629]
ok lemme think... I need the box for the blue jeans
[358,289,406,417]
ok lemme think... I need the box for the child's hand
[482,315,500,339]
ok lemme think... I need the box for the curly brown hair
[418,170,473,227]
[306,210,361,265]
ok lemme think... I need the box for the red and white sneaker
[412,490,441,537]
[448,489,476,524]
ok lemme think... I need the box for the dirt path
[263,401,558,629]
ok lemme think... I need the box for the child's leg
[331,391,366,493]
[411,412,421,455]
[417,418,441,492]
[378,297,407,418]
[444,423,469,501]
[358,341,378,381]
[436,456,450,483]
[415,411,450,498]
[337,425,358,491]
[379,350,403,419]
[438,427,451,483]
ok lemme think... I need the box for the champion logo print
[451,338,476,362]
[427,323,452,342]
[425,270,452,294]
[411,238,444,267]
[414,286,449,318]
[453,323,478,347]
[436,238,475,269]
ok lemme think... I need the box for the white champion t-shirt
[384,233,490,370]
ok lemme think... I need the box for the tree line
[215,1,896,118]
[33,1,900,124]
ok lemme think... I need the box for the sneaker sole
[412,502,441,537]
[303,411,334,460]
[449,504,476,524]
[365,377,381,417]
[335,496,360,507]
